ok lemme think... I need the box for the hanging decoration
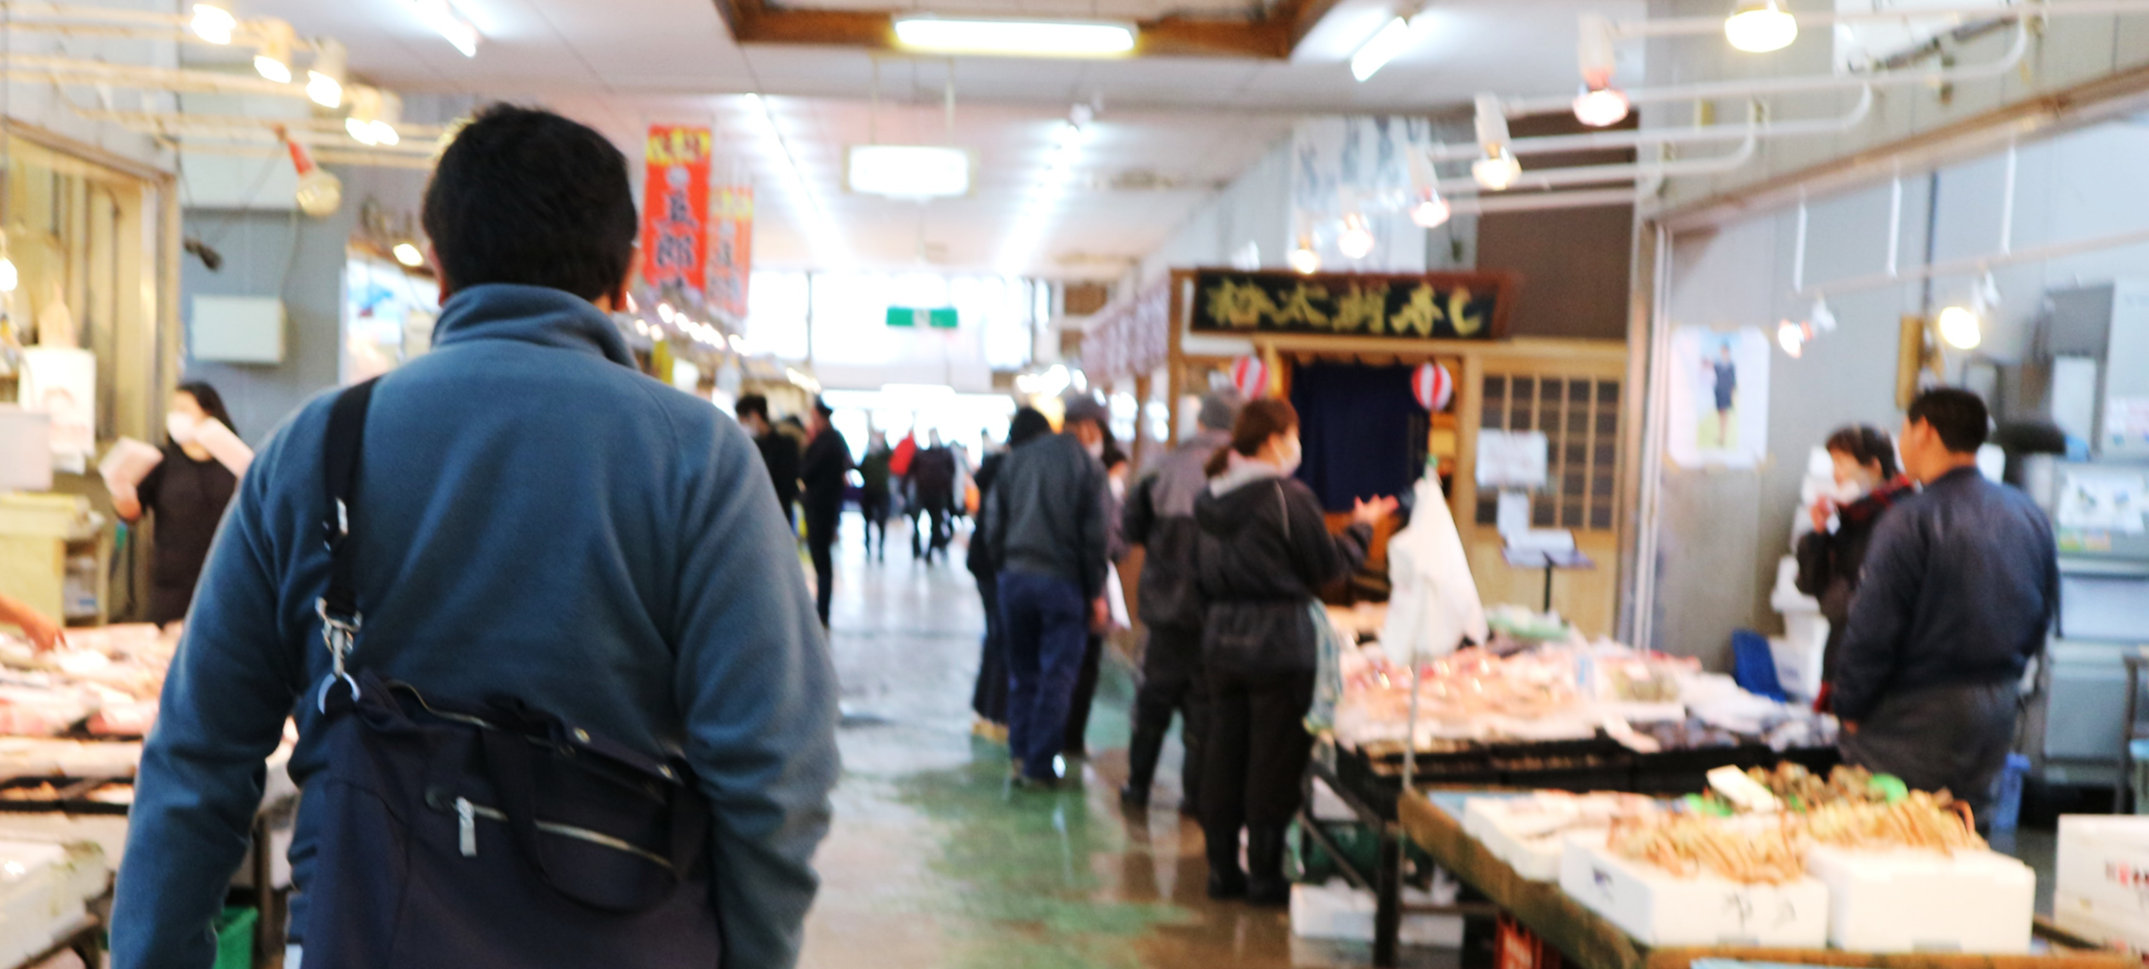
[640,125,714,292]
[1230,356,1270,399]
[1413,361,1454,412]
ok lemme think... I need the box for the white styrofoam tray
[1805,845,2033,953]
[2054,891,2149,959]
[0,839,105,968]
[1559,837,1829,948]
[2057,814,2149,929]
[1463,798,1597,882]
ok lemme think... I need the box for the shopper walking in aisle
[985,396,1113,788]
[1832,388,2057,818]
[1195,399,1393,904]
[112,381,247,624]
[860,432,894,562]
[1118,390,1241,812]
[1061,429,1131,759]
[112,105,840,969]
[738,393,803,529]
[802,397,854,628]
[910,432,959,562]
[968,408,1054,741]
[1793,424,1913,710]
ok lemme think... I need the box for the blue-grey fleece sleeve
[670,415,841,969]
[114,418,306,969]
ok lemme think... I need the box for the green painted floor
[798,517,1451,968]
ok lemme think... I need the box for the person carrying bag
[111,105,839,969]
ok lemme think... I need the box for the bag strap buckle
[316,597,364,713]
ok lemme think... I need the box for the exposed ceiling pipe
[1496,18,2029,118]
[0,55,303,98]
[1802,224,2149,298]
[1436,106,1760,194]
[71,108,448,146]
[1442,186,1645,214]
[1426,84,1872,162]
[1603,0,2149,38]
[174,140,436,171]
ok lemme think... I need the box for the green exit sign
[886,307,958,329]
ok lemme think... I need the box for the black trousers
[911,499,953,560]
[1062,633,1104,755]
[1127,624,1208,804]
[862,492,890,558]
[971,574,1008,725]
[805,507,838,627]
[1202,667,1316,864]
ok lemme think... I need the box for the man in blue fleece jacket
[112,105,840,968]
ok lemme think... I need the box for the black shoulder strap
[320,378,380,624]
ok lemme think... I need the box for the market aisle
[797,515,1448,969]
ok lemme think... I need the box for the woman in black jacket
[1194,400,1395,904]
[1794,424,1913,709]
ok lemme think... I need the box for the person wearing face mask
[1793,424,1914,710]
[1193,399,1395,905]
[983,394,1113,789]
[112,382,245,624]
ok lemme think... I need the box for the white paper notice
[1477,430,1549,490]
[1497,490,1531,538]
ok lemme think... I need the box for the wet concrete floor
[798,517,1452,969]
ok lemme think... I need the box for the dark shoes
[1119,784,1150,810]
[1246,825,1291,907]
[1207,866,1248,900]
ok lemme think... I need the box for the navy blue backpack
[297,378,722,968]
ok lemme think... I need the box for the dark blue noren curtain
[1290,361,1424,512]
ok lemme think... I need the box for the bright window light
[847,146,971,198]
[1350,16,1415,83]
[893,18,1136,57]
[410,0,482,57]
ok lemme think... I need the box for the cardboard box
[1290,882,1465,947]
[1559,837,1829,948]
[1805,845,2034,952]
[2059,815,2149,929]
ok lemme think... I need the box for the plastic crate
[214,906,257,969]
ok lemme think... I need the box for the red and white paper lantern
[1413,362,1454,412]
[1229,356,1270,399]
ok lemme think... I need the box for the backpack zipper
[434,791,672,868]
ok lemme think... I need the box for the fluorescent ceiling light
[893,17,1135,57]
[847,145,971,198]
[190,4,236,44]
[1350,15,1415,83]
[410,0,482,57]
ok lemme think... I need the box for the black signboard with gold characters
[1189,269,1515,342]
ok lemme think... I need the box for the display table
[1395,790,2134,969]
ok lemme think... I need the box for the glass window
[746,270,810,360]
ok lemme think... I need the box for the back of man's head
[423,104,638,303]
[1907,387,1990,454]
[736,394,770,424]
[1197,390,1243,433]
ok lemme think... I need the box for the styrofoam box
[1805,845,2033,953]
[2057,815,2149,930]
[1559,838,1829,948]
[1464,798,1597,882]
[1291,882,1465,948]
[0,840,106,968]
[2054,891,2149,960]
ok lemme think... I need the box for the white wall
[1642,116,2149,663]
[6,0,179,172]
[1130,136,1294,287]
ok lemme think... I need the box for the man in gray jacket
[113,105,840,969]
[985,395,1111,787]
[1118,390,1240,811]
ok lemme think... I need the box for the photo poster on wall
[1667,327,1771,469]
[20,346,96,473]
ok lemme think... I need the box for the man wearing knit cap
[1119,389,1242,811]
[984,393,1113,788]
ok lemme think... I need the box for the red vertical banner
[709,185,753,319]
[640,125,713,291]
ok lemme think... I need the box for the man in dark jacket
[801,398,853,628]
[859,432,893,562]
[908,433,959,562]
[738,393,802,529]
[112,105,838,969]
[1833,388,2058,816]
[985,395,1111,787]
[1118,390,1239,811]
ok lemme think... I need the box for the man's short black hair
[423,104,638,302]
[813,397,834,418]
[736,394,770,422]
[1907,387,1990,454]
